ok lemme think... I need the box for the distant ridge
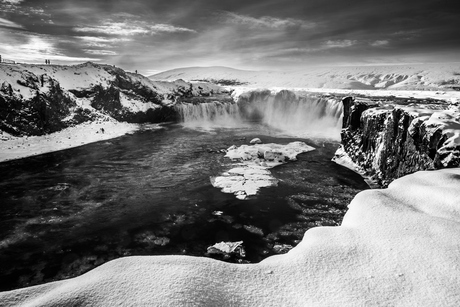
[149,66,252,79]
[151,63,460,91]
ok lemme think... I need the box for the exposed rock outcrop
[0,74,76,135]
[340,96,460,186]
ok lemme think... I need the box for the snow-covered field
[232,86,460,104]
[152,63,460,92]
[153,63,460,104]
[2,168,460,306]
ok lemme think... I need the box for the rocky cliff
[0,62,230,136]
[339,96,460,186]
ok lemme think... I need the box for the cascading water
[242,90,343,139]
[174,101,247,130]
[174,90,343,139]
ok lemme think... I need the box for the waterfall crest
[174,90,343,139]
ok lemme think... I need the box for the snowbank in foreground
[0,119,139,163]
[211,142,315,199]
[2,168,459,306]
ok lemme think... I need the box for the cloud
[22,36,56,54]
[83,49,117,55]
[29,7,51,17]
[77,36,132,48]
[74,20,196,36]
[391,30,421,41]
[324,40,357,48]
[0,17,23,29]
[75,22,152,36]
[0,0,51,17]
[263,40,358,57]
[150,24,196,33]
[0,31,99,62]
[220,11,314,29]
[371,40,389,47]
[1,0,23,4]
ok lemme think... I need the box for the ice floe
[211,141,315,199]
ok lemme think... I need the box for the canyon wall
[340,96,460,186]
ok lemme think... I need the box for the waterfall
[174,90,343,139]
[174,101,247,129]
[241,90,343,139]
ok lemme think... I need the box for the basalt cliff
[339,96,460,186]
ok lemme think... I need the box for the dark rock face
[0,75,76,135]
[90,84,129,120]
[340,97,460,186]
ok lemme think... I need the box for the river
[0,94,368,291]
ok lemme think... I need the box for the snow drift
[1,168,460,306]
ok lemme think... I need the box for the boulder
[207,241,246,258]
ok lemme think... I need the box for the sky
[0,0,459,75]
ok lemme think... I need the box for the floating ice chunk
[207,241,246,257]
[212,142,315,199]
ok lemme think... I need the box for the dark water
[0,123,368,291]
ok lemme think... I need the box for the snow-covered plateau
[1,62,460,306]
[152,63,460,91]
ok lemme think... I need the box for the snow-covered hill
[0,62,229,137]
[151,63,460,91]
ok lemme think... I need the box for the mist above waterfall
[175,90,343,139]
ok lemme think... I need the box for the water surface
[0,121,367,291]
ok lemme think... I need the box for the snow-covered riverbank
[0,119,138,163]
